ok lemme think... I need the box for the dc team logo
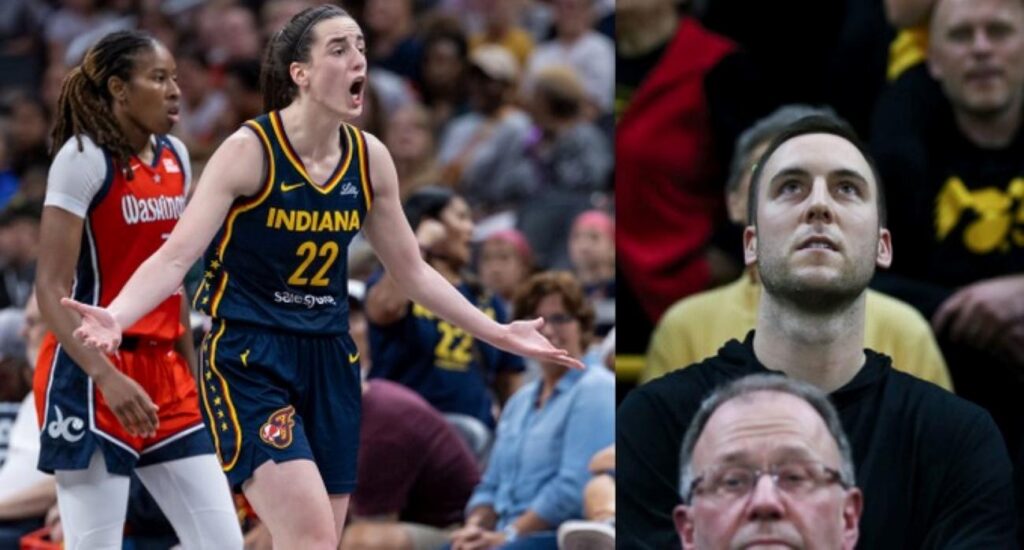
[47,405,85,442]
[260,405,296,449]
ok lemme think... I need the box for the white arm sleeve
[165,134,193,195]
[44,136,109,219]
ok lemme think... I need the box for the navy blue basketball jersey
[367,275,525,428]
[195,111,372,334]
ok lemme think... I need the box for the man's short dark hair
[746,115,887,228]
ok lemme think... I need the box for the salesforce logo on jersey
[274,290,337,309]
[121,194,186,225]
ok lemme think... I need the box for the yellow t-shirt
[470,29,535,69]
[641,274,953,391]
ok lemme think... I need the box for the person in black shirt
[870,0,1024,537]
[871,0,1024,342]
[618,115,1017,549]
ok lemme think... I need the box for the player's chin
[339,101,363,120]
[148,118,175,135]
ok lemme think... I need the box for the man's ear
[841,488,863,550]
[674,504,697,550]
[876,227,892,269]
[743,225,758,267]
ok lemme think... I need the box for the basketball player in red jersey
[34,31,242,549]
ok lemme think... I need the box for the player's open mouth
[350,77,365,106]
[167,105,180,123]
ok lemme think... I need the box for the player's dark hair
[747,115,887,228]
[261,4,351,112]
[402,186,455,231]
[50,30,157,178]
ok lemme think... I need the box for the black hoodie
[617,331,1016,549]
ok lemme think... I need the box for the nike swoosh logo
[348,353,359,363]
[281,181,306,192]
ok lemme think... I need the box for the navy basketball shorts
[198,319,361,494]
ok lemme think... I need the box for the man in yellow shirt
[642,107,952,390]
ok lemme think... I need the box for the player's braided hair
[261,4,351,112]
[50,30,157,179]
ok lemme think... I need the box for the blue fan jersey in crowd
[368,274,525,429]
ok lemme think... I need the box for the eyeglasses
[542,313,576,326]
[688,460,848,503]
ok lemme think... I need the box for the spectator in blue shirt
[449,271,615,550]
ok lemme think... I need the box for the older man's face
[675,391,862,550]
[929,0,1024,118]
[744,133,891,312]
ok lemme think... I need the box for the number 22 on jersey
[287,241,339,286]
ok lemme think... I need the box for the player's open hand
[502,319,585,370]
[60,297,123,354]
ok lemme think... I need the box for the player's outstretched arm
[64,129,267,353]
[361,134,584,370]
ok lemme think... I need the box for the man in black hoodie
[617,115,1018,549]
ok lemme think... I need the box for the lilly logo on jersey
[47,405,85,442]
[121,195,186,225]
[338,182,359,197]
[259,405,296,449]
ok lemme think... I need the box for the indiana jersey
[196,111,372,334]
[367,276,525,428]
[59,135,188,340]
